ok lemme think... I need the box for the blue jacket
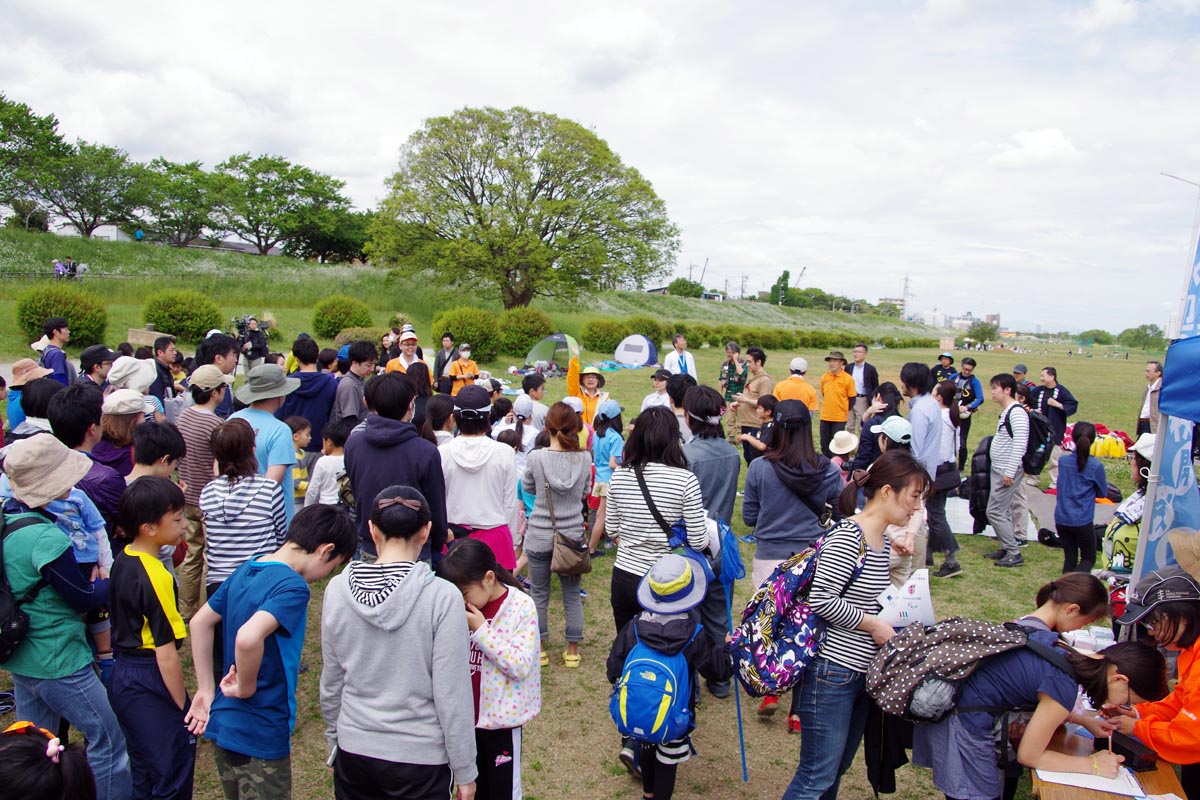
[742,457,843,560]
[276,371,338,452]
[344,415,447,559]
[1054,452,1107,527]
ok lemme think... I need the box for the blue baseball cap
[337,344,350,360]
[595,399,624,421]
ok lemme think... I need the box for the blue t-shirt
[0,480,105,564]
[6,388,24,430]
[230,408,297,524]
[593,429,624,484]
[957,631,1078,738]
[1054,454,1107,527]
[206,558,310,760]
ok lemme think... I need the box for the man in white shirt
[641,369,673,411]
[846,343,879,436]
[1137,360,1162,437]
[662,334,697,377]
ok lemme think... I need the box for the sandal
[540,651,549,667]
[563,652,582,669]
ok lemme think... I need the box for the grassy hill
[0,228,940,358]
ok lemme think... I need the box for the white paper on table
[1034,766,1143,796]
[876,569,935,627]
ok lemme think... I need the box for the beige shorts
[591,481,610,499]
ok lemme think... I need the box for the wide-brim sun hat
[824,351,847,363]
[1118,562,1200,625]
[107,356,156,393]
[1169,529,1200,585]
[830,430,860,455]
[871,415,913,444]
[9,358,51,388]
[637,553,708,614]
[4,435,93,508]
[580,366,606,388]
[236,364,300,404]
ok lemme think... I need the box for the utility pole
[741,274,748,300]
[688,263,695,281]
[724,277,729,297]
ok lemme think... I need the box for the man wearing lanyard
[846,343,878,436]
[663,334,697,377]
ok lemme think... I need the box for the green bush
[431,306,500,362]
[497,308,554,356]
[386,312,413,330]
[313,295,372,339]
[142,290,222,344]
[16,284,108,347]
[625,315,667,346]
[580,318,629,354]
[333,327,390,349]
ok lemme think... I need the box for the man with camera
[239,316,268,375]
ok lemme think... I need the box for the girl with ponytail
[0,721,97,800]
[1054,421,1108,574]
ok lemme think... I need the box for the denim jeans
[525,549,584,643]
[12,664,132,800]
[783,656,870,800]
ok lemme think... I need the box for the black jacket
[244,329,268,361]
[851,361,879,399]
[148,359,176,403]
[1031,383,1078,443]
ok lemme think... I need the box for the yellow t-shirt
[819,371,857,422]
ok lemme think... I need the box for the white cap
[790,357,808,373]
[563,396,584,413]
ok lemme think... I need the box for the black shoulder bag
[0,515,52,663]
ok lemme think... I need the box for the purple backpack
[727,530,864,697]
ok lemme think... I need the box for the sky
[5,0,1200,332]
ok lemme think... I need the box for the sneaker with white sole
[995,553,1025,568]
[933,562,963,578]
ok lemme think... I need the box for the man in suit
[846,343,879,437]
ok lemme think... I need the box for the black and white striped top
[810,519,892,673]
[608,463,708,577]
[346,561,415,607]
[199,475,287,584]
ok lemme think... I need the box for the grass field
[0,229,1173,799]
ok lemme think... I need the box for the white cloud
[4,0,1200,331]
[990,128,1084,168]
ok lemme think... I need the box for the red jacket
[1135,641,1200,764]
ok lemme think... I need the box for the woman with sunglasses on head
[320,485,478,800]
[1107,542,1200,800]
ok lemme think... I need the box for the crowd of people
[0,316,1194,800]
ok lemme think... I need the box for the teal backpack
[610,622,702,744]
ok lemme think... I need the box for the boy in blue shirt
[588,399,625,555]
[185,504,357,799]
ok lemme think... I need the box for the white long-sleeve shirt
[663,350,697,377]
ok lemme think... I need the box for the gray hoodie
[521,448,592,554]
[319,561,479,783]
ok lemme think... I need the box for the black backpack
[1004,407,1055,476]
[0,515,51,663]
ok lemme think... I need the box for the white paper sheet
[876,569,935,627]
[1034,766,1144,796]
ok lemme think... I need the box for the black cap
[80,344,117,371]
[454,385,492,413]
[1118,566,1200,625]
[652,368,671,381]
[774,400,811,428]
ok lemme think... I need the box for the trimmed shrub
[142,290,222,344]
[386,312,413,331]
[431,306,500,362]
[580,318,629,354]
[334,327,390,349]
[313,295,372,339]
[497,307,555,357]
[16,284,108,347]
[625,315,667,346]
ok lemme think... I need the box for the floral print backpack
[727,534,864,697]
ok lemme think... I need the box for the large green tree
[283,207,374,263]
[213,153,349,255]
[130,158,219,246]
[0,94,70,199]
[966,321,1000,343]
[667,277,703,297]
[1117,323,1165,351]
[369,106,680,309]
[31,141,140,236]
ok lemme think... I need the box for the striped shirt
[607,463,708,577]
[990,404,1029,478]
[176,407,223,507]
[346,561,415,607]
[199,475,287,584]
[810,520,892,673]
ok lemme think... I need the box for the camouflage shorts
[213,746,292,800]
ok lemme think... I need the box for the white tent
[614,333,658,366]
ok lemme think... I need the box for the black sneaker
[1016,539,1030,548]
[983,550,1006,560]
[933,562,963,578]
[995,553,1025,568]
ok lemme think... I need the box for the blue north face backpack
[610,622,702,744]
